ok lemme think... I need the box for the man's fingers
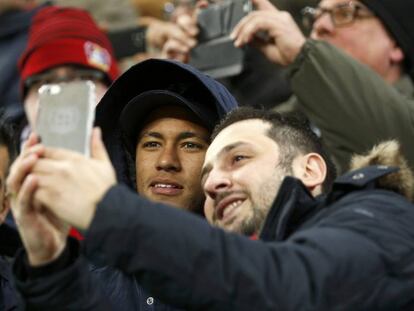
[91,128,111,162]
[232,12,284,47]
[232,13,269,47]
[20,144,45,161]
[251,0,279,12]
[40,146,80,161]
[33,175,59,213]
[15,174,38,215]
[162,39,190,62]
[21,133,40,153]
[164,38,191,53]
[31,158,62,175]
[7,153,39,196]
[176,14,198,36]
[167,26,197,48]
[231,12,264,44]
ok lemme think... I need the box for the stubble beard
[238,166,289,236]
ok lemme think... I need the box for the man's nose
[156,146,181,172]
[311,11,335,39]
[203,168,232,200]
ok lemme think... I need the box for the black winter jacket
[13,165,414,310]
[0,256,17,310]
[83,165,414,310]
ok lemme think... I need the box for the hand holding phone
[189,0,252,78]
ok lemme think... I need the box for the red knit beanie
[19,6,119,91]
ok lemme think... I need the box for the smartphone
[189,0,253,79]
[35,81,95,156]
[108,27,147,59]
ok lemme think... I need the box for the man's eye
[142,141,161,149]
[233,155,247,163]
[182,142,203,150]
[39,78,53,85]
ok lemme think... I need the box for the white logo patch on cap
[84,41,111,72]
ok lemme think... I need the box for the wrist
[23,238,78,280]
[292,37,307,63]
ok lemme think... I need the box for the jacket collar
[326,165,399,204]
[259,177,320,242]
[258,165,399,242]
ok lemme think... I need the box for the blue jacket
[12,165,414,309]
[0,256,17,311]
[78,165,414,310]
[0,6,42,121]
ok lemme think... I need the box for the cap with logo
[18,5,119,95]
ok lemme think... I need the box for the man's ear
[390,43,404,64]
[292,153,326,196]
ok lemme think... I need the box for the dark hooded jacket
[0,5,44,122]
[94,59,238,188]
[75,141,414,311]
[12,59,238,311]
[0,256,17,311]
[0,219,22,311]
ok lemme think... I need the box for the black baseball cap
[120,89,217,149]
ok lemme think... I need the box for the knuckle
[59,163,72,178]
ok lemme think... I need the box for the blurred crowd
[1,0,414,310]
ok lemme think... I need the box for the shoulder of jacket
[333,140,414,201]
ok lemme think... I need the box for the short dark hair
[0,111,17,169]
[212,107,337,192]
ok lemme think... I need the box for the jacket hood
[95,58,238,137]
[94,59,239,186]
[350,140,414,201]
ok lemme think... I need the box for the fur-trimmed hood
[350,140,414,201]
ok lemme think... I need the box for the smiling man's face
[135,105,210,213]
[202,119,289,235]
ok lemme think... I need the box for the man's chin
[148,194,186,210]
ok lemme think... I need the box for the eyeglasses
[25,68,105,91]
[301,1,374,31]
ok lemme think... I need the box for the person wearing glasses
[163,0,294,109]
[230,0,414,174]
[18,5,119,132]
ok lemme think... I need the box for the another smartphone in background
[36,81,95,156]
[189,0,252,79]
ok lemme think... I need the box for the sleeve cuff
[14,238,80,281]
